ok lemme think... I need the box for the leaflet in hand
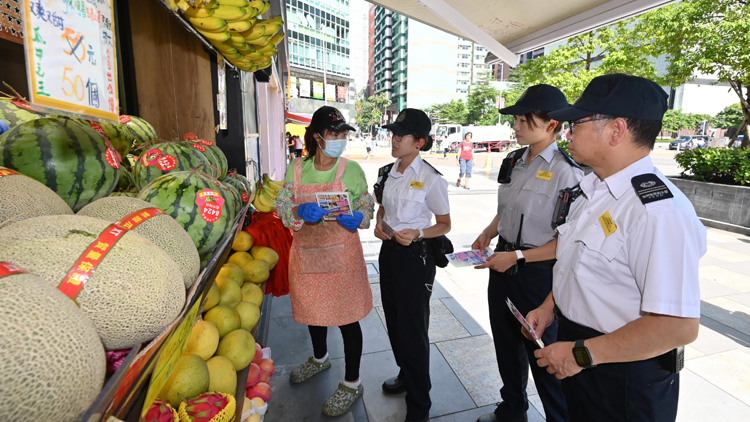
[445,247,494,267]
[506,298,545,348]
[316,192,353,220]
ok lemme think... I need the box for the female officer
[273,106,374,417]
[373,108,451,422]
[472,85,583,422]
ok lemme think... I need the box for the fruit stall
[0,1,293,422]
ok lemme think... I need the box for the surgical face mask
[318,133,347,158]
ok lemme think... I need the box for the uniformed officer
[526,74,707,422]
[373,108,451,422]
[473,84,582,422]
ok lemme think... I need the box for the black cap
[548,74,669,122]
[310,106,355,132]
[499,84,569,115]
[383,108,431,136]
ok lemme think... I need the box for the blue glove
[0,119,9,136]
[297,202,329,223]
[337,211,364,231]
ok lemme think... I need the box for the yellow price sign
[141,297,203,417]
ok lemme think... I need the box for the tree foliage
[425,99,468,125]
[662,110,711,135]
[466,71,501,126]
[712,103,744,129]
[354,91,391,133]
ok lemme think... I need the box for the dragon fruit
[145,400,178,422]
[178,392,235,422]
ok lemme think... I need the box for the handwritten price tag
[156,155,176,171]
[191,143,207,152]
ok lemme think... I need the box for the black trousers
[379,240,435,421]
[488,266,568,422]
[556,310,680,422]
[308,322,363,382]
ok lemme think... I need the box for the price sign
[23,0,119,121]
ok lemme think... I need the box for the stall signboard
[299,78,310,97]
[337,86,346,101]
[0,0,23,44]
[313,81,324,99]
[23,0,119,121]
[325,84,335,102]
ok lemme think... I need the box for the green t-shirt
[284,158,369,199]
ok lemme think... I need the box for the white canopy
[367,0,675,64]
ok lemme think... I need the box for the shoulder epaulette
[557,146,581,169]
[422,160,443,176]
[631,173,673,205]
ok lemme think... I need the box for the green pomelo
[216,328,256,371]
[203,305,241,338]
[241,282,264,307]
[185,320,220,361]
[157,354,210,408]
[0,165,73,228]
[218,265,244,286]
[235,301,261,331]
[0,269,106,422]
[216,275,241,308]
[77,197,200,288]
[0,117,120,211]
[0,215,185,349]
[206,356,237,395]
[204,282,220,311]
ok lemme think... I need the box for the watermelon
[109,192,137,198]
[137,170,236,260]
[122,115,157,149]
[115,168,136,192]
[134,142,215,189]
[222,176,249,207]
[222,182,242,217]
[0,117,120,211]
[0,98,45,128]
[225,172,255,203]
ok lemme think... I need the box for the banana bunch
[178,0,284,72]
[252,175,283,213]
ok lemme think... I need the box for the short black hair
[522,110,563,134]
[407,133,433,152]
[595,114,662,150]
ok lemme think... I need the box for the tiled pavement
[265,155,750,422]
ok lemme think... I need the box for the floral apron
[288,157,373,326]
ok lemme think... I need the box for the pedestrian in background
[457,132,474,189]
[295,133,304,157]
[527,74,706,422]
[473,84,581,422]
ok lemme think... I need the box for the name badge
[598,211,617,237]
[537,171,553,181]
[410,181,424,190]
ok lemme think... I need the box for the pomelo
[218,265,244,286]
[241,260,269,284]
[185,320,220,361]
[216,275,241,308]
[232,231,253,252]
[250,246,279,270]
[206,356,238,395]
[235,301,261,331]
[216,328,256,371]
[241,283,264,307]
[157,354,210,408]
[204,305,241,338]
[228,251,252,267]
[204,282,220,311]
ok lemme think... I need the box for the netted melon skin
[0,215,186,349]
[77,197,200,288]
[0,272,106,422]
[0,165,73,227]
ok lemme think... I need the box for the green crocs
[290,356,331,384]
[322,382,364,417]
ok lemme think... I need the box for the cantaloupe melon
[0,215,185,349]
[0,268,106,422]
[0,165,73,228]
[77,196,200,288]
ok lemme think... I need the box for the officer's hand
[296,203,329,223]
[535,342,583,380]
[337,212,363,231]
[393,229,419,246]
[524,307,554,341]
[374,221,391,241]
[475,251,516,271]
[471,232,492,250]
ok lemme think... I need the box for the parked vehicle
[433,123,514,152]
[669,135,703,150]
[732,135,744,148]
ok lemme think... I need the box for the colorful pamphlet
[445,247,494,267]
[316,192,353,220]
[506,298,545,348]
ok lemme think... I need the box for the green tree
[466,71,501,125]
[498,81,528,125]
[712,103,744,132]
[425,99,468,125]
[354,91,391,133]
[638,0,750,147]
[516,20,662,101]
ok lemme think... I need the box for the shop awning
[285,111,312,125]
[367,0,675,64]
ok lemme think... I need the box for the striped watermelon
[183,135,227,180]
[0,117,120,211]
[133,142,215,189]
[222,182,241,216]
[225,172,255,203]
[137,170,236,260]
[222,176,249,206]
[109,192,137,198]
[115,169,136,192]
[0,98,45,128]
[121,115,157,144]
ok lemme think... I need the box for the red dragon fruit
[145,400,178,422]
[178,392,236,422]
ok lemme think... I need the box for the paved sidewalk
[265,155,750,422]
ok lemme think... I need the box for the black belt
[495,235,556,269]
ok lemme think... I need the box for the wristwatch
[515,250,526,268]
[573,339,596,369]
[413,228,425,243]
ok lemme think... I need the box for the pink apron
[288,157,373,326]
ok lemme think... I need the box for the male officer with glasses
[524,74,707,422]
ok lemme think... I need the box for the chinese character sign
[23,0,119,121]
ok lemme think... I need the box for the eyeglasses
[568,117,611,134]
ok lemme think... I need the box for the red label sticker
[105,148,121,169]
[142,149,162,166]
[241,191,249,202]
[199,139,215,146]
[0,168,20,177]
[119,115,131,124]
[117,207,165,230]
[196,189,224,223]
[0,262,27,279]
[90,121,106,136]
[227,170,237,176]
[191,143,207,152]
[184,133,198,141]
[11,100,33,111]
[156,154,177,171]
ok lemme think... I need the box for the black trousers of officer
[555,309,680,422]
[488,265,568,422]
[379,239,435,421]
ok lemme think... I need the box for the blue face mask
[318,133,347,158]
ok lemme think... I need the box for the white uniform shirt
[553,155,706,334]
[379,155,450,231]
[496,142,584,247]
